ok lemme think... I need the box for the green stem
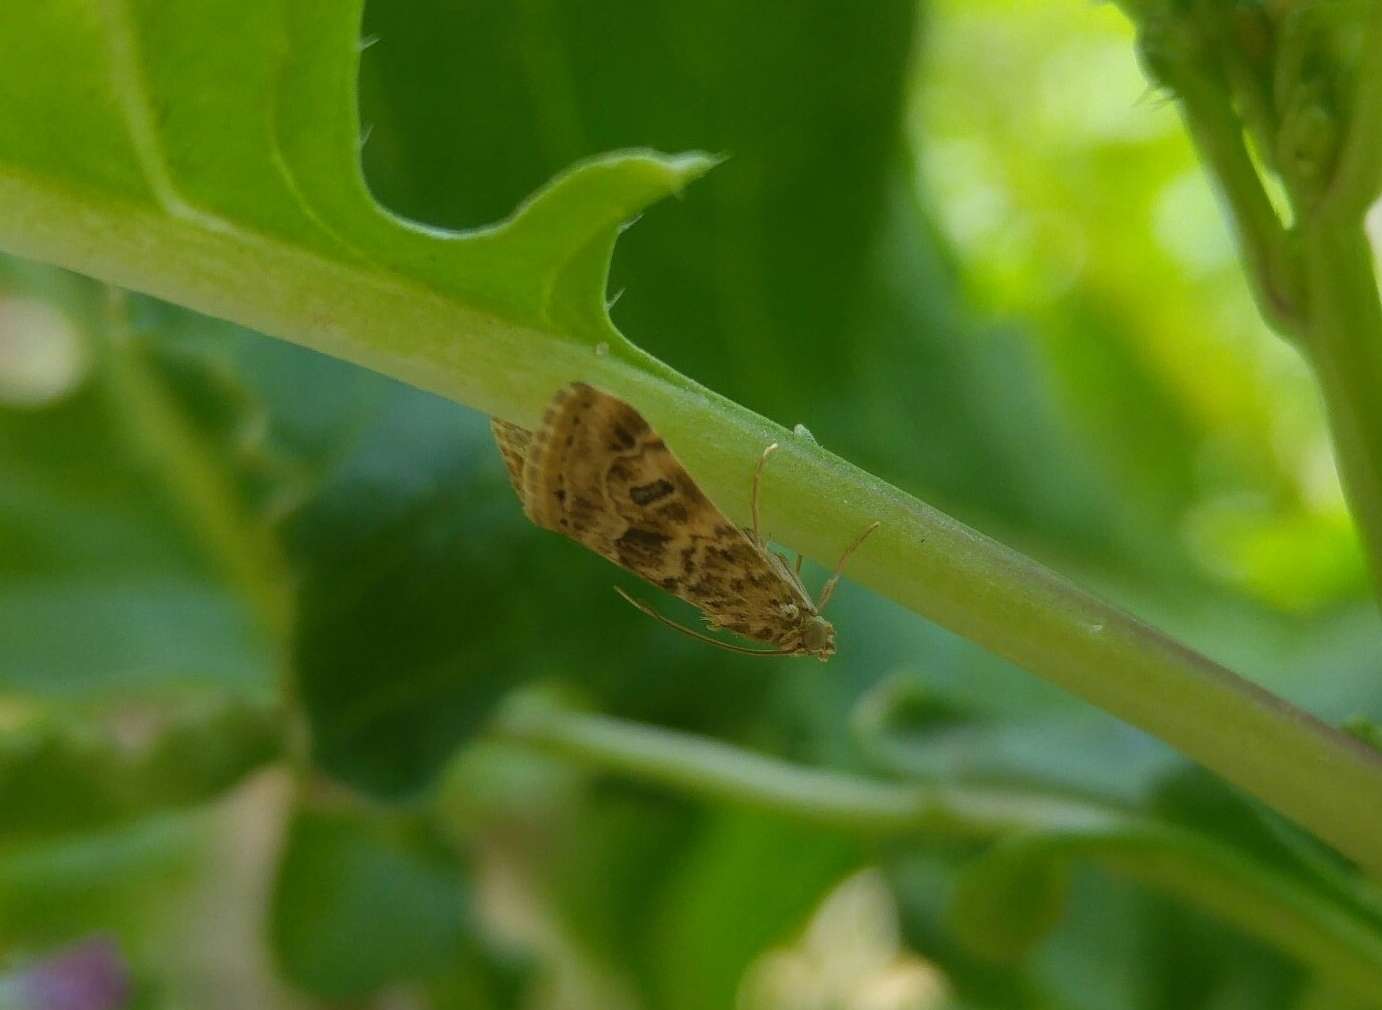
[1125,2,1382,587]
[1104,2,1382,858]
[1322,2,1382,220]
[1,169,1380,874]
[494,706,1382,1005]
[101,289,296,646]
[1296,4,1382,596]
[1161,34,1303,336]
[1301,221,1382,598]
[495,702,1121,837]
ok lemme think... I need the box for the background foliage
[1,1,1380,1008]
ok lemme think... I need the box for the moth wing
[490,417,533,501]
[521,383,636,553]
[525,382,811,647]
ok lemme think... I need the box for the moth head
[801,613,836,661]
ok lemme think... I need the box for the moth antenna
[816,520,881,612]
[751,442,780,543]
[613,587,794,657]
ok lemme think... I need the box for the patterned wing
[490,417,533,500]
[522,382,813,647]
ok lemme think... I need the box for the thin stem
[493,706,1382,1004]
[1322,2,1382,220]
[1165,48,1303,336]
[1292,3,1382,595]
[1301,222,1382,598]
[101,289,295,646]
[495,702,1121,837]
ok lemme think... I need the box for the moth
[491,382,877,661]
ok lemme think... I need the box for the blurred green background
[1,0,1380,1008]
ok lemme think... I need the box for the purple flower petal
[12,936,129,1010]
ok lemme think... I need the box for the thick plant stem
[494,706,1382,1004]
[0,169,1380,875]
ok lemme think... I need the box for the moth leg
[612,587,794,657]
[816,520,881,612]
[751,442,780,544]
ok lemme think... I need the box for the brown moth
[491,382,877,661]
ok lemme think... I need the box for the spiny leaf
[0,1,715,360]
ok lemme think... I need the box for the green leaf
[1133,890,1306,1010]
[284,398,557,799]
[850,670,1182,804]
[935,809,1382,1007]
[269,804,483,1000]
[0,0,714,429]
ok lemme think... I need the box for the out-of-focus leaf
[269,803,501,1000]
[0,696,282,841]
[887,851,1064,1010]
[894,847,1304,1010]
[0,274,278,699]
[648,811,860,1010]
[891,790,1382,1008]
[457,766,858,1010]
[424,950,530,1010]
[284,393,564,799]
[1150,766,1382,935]
[517,780,700,991]
[0,259,314,705]
[850,670,978,748]
[948,836,1071,963]
[0,813,202,946]
[1343,716,1382,751]
[1132,886,1304,1010]
[850,668,1180,803]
